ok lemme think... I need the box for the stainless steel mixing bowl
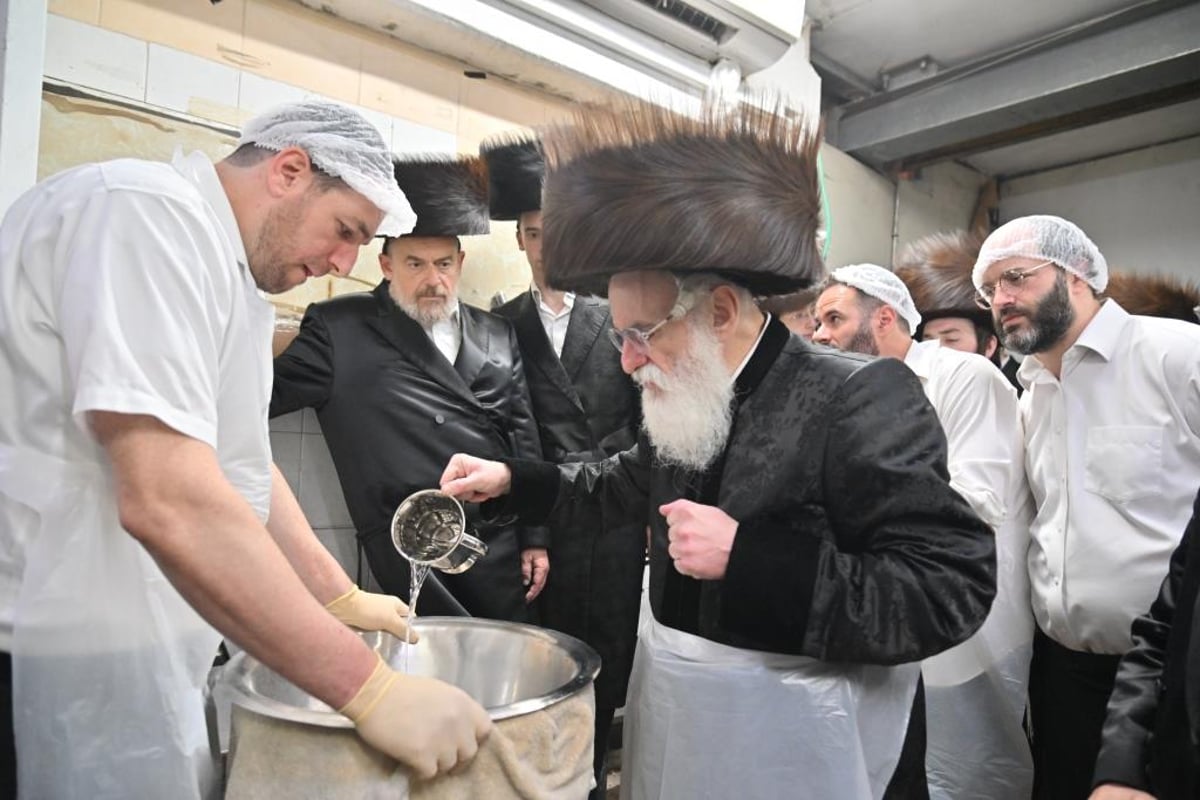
[223,617,600,725]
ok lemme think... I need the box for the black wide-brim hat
[480,135,544,221]
[894,229,994,331]
[390,155,490,237]
[538,100,826,296]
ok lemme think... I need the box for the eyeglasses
[608,301,689,355]
[975,261,1056,309]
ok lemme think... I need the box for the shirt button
[434,414,445,424]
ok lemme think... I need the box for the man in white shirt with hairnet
[971,214,1200,800]
[0,99,490,799]
[814,263,1034,800]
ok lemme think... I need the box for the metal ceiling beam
[831,3,1200,172]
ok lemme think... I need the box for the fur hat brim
[1106,270,1200,323]
[539,100,826,296]
[894,229,994,330]
[391,155,490,237]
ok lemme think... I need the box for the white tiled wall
[270,410,382,591]
[43,14,457,160]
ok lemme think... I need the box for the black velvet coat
[493,291,643,709]
[506,319,996,662]
[270,282,546,622]
[1093,488,1200,798]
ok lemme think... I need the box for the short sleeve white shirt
[0,150,276,644]
[1018,300,1200,653]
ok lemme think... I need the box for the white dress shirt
[532,285,574,358]
[424,302,462,364]
[905,339,1034,673]
[1019,300,1200,653]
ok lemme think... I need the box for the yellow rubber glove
[341,654,493,779]
[326,586,417,643]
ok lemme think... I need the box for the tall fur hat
[539,99,825,296]
[390,155,490,237]
[1105,271,1200,323]
[893,229,994,331]
[480,135,544,220]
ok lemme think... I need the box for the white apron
[620,611,920,800]
[0,445,222,800]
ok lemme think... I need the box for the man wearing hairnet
[0,100,490,799]
[437,101,996,798]
[970,215,1200,800]
[814,263,1034,799]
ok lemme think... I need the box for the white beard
[392,283,455,327]
[633,319,734,471]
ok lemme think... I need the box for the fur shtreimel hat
[894,229,993,330]
[1106,271,1200,323]
[480,135,544,221]
[539,100,825,296]
[390,155,490,237]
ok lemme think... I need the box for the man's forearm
[94,413,375,708]
[266,462,354,605]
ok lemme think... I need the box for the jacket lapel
[512,293,584,411]
[454,306,489,388]
[365,283,481,409]
[560,297,607,381]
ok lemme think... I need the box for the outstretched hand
[440,453,512,503]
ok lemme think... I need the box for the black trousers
[589,705,616,800]
[1,651,14,799]
[1029,628,1122,800]
[883,678,930,800]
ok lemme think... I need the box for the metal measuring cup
[390,489,488,574]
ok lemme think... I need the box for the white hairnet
[972,214,1107,292]
[238,99,416,237]
[831,264,922,331]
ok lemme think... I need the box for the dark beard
[845,320,879,356]
[999,274,1074,355]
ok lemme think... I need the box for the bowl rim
[222,616,601,726]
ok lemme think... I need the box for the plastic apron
[0,446,222,799]
[923,464,1035,799]
[620,608,920,800]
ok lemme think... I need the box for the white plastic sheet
[1,446,221,800]
[621,609,920,800]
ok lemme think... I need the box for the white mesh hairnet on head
[238,99,416,237]
[972,214,1107,292]
[831,264,922,331]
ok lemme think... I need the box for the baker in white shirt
[814,263,1034,800]
[0,100,491,799]
[972,214,1200,800]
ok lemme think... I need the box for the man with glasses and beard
[437,100,997,799]
[271,155,547,623]
[971,215,1200,800]
[813,263,1034,800]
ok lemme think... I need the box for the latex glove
[342,655,493,779]
[521,548,549,602]
[1089,785,1156,800]
[326,586,417,643]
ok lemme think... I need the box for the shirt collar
[1018,299,1129,386]
[531,284,574,314]
[425,300,461,331]
[902,338,939,382]
[171,149,251,283]
[732,313,789,404]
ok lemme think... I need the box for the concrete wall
[1000,136,1200,281]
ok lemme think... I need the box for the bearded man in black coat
[440,101,997,799]
[483,136,643,799]
[271,155,546,622]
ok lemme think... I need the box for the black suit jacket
[494,291,643,708]
[500,322,995,796]
[270,282,545,622]
[1094,487,1200,798]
